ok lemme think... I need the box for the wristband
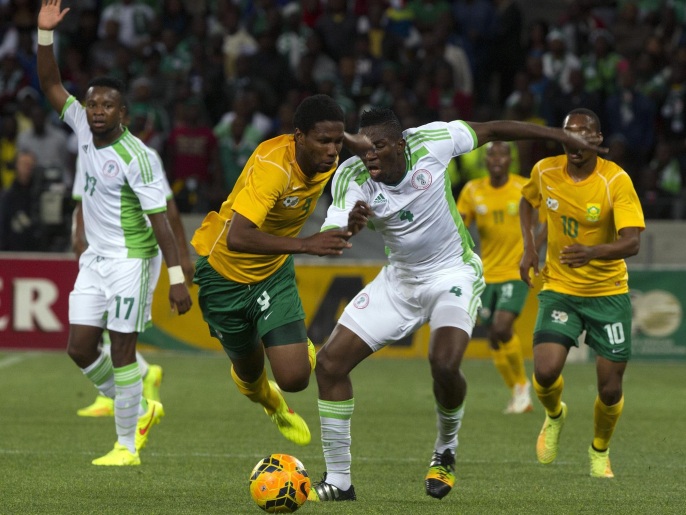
[168,265,185,285]
[38,29,54,46]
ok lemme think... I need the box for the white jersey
[324,120,478,272]
[64,96,168,258]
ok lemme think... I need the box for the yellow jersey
[457,174,528,283]
[521,156,645,296]
[191,135,336,283]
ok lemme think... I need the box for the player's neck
[566,159,596,182]
[92,125,125,148]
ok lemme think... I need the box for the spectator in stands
[214,109,263,195]
[98,0,156,51]
[580,29,622,102]
[166,97,220,213]
[16,104,69,174]
[0,112,18,191]
[0,150,41,251]
[314,0,358,63]
[640,138,684,219]
[604,60,656,178]
[541,29,581,95]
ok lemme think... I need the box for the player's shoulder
[463,176,488,193]
[596,157,631,183]
[533,155,566,176]
[510,174,529,188]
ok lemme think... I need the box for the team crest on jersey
[353,293,369,309]
[102,160,120,178]
[586,203,601,222]
[476,204,488,215]
[507,201,518,216]
[282,196,299,208]
[546,197,559,211]
[411,169,432,190]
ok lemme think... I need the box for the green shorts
[533,290,632,362]
[479,280,529,326]
[194,256,307,359]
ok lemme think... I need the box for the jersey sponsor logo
[353,293,369,309]
[507,201,518,216]
[373,193,387,204]
[102,160,120,178]
[546,197,559,211]
[586,203,601,222]
[82,145,89,153]
[551,310,568,324]
[411,169,432,190]
[282,196,299,207]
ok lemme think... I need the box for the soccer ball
[249,454,311,513]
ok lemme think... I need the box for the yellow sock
[230,367,281,414]
[532,374,564,417]
[593,395,624,451]
[491,347,516,389]
[501,334,528,386]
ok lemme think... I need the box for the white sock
[113,363,143,454]
[318,399,354,490]
[434,402,464,455]
[81,350,115,398]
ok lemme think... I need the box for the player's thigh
[478,283,498,326]
[69,260,108,327]
[339,267,424,352]
[425,258,486,336]
[195,257,259,359]
[582,294,632,362]
[104,255,161,334]
[533,290,584,349]
[493,280,529,316]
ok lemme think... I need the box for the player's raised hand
[38,0,70,30]
[301,229,352,256]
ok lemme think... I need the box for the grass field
[1,351,684,514]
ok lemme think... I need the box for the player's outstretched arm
[36,0,71,114]
[148,212,192,314]
[467,120,607,154]
[519,197,539,288]
[227,212,352,256]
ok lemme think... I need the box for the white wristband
[37,29,54,46]
[168,265,185,285]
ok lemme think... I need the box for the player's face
[485,142,511,181]
[562,113,602,166]
[360,126,406,184]
[84,86,125,142]
[295,120,345,177]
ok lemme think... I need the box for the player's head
[485,141,512,181]
[562,108,603,166]
[84,76,127,142]
[358,107,406,184]
[293,94,345,177]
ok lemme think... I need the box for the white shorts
[69,249,162,333]
[339,256,485,352]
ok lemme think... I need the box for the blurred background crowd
[1,0,686,252]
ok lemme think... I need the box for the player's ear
[397,138,406,154]
[294,128,304,146]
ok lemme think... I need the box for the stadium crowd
[1,0,685,252]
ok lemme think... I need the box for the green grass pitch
[1,352,684,514]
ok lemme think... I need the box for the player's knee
[598,383,623,406]
[276,373,310,393]
[533,365,559,387]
